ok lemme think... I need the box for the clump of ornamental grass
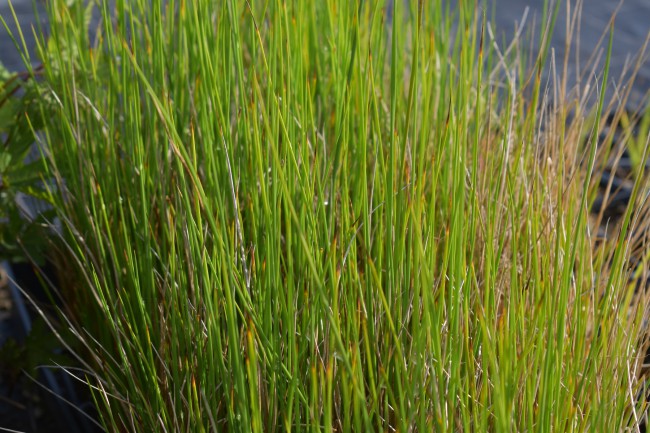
[4,0,650,431]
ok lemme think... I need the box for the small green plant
[0,316,75,390]
[0,61,54,264]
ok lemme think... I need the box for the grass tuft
[2,0,649,431]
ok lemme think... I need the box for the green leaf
[0,60,13,82]
[0,151,11,172]
[0,337,26,381]
[0,98,20,132]
[0,319,73,376]
[4,159,45,189]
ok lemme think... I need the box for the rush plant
[2,0,649,431]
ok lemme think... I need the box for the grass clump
[3,0,650,431]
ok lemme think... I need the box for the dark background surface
[481,0,649,107]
